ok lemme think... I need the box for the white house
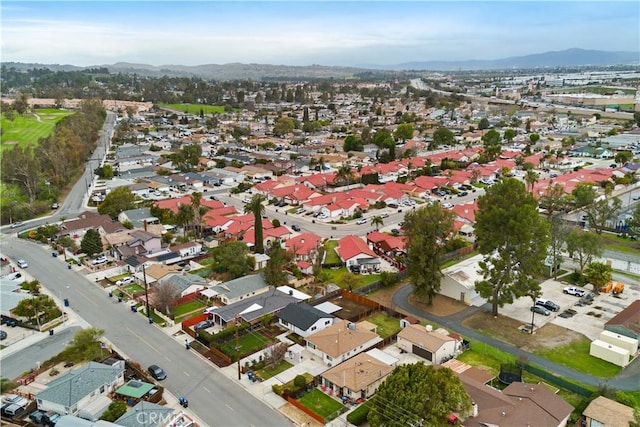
[440,254,483,305]
[276,303,335,337]
[305,320,383,366]
[396,324,457,365]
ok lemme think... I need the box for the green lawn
[1,109,73,150]
[323,240,340,264]
[324,267,380,289]
[534,338,622,378]
[366,312,401,338]
[122,284,144,294]
[298,389,345,419]
[218,332,271,358]
[600,233,640,255]
[256,360,293,380]
[157,103,231,114]
[172,300,206,317]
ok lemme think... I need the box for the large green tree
[481,129,502,161]
[273,117,295,137]
[394,123,414,143]
[571,183,597,208]
[565,229,602,274]
[431,126,455,150]
[81,229,103,256]
[63,327,105,362]
[263,246,289,287]
[97,186,135,218]
[539,183,569,218]
[368,363,472,427]
[585,196,622,235]
[244,194,266,253]
[475,178,550,316]
[404,202,454,304]
[12,295,58,330]
[584,262,612,295]
[212,241,254,279]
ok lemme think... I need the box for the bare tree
[264,342,289,369]
[152,282,179,315]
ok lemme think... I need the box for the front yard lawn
[172,300,206,317]
[256,360,293,380]
[122,284,144,294]
[323,267,380,289]
[323,240,341,264]
[298,389,345,419]
[534,338,622,378]
[366,312,401,338]
[217,332,271,358]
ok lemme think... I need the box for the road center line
[183,371,190,377]
[225,404,234,411]
[126,327,161,354]
[203,386,211,393]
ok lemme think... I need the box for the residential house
[336,235,381,273]
[36,361,125,418]
[440,254,483,305]
[283,233,322,262]
[276,302,335,337]
[115,401,175,427]
[117,208,159,229]
[159,273,209,298]
[58,211,124,243]
[211,288,301,327]
[319,351,395,400]
[114,230,164,260]
[582,396,636,427]
[396,324,458,364]
[208,273,271,305]
[305,319,383,366]
[604,299,640,343]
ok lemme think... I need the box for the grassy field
[298,389,345,419]
[534,338,622,378]
[323,240,340,264]
[551,86,636,95]
[218,332,271,358]
[366,312,402,338]
[157,103,227,114]
[256,360,293,380]
[599,233,640,255]
[1,109,73,150]
[324,267,380,289]
[172,300,206,317]
[122,284,144,295]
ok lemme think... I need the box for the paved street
[1,238,291,427]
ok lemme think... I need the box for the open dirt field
[462,310,586,352]
[366,284,468,317]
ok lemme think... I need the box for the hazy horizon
[2,1,639,67]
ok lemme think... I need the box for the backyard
[217,332,271,359]
[256,360,293,380]
[172,300,206,317]
[366,312,402,338]
[323,240,341,265]
[298,389,345,419]
[323,267,380,289]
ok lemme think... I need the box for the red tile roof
[336,235,377,261]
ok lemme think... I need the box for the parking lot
[498,278,640,340]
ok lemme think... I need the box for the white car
[91,256,108,265]
[441,203,454,209]
[16,259,28,268]
[356,218,368,225]
[563,286,586,297]
[116,277,134,286]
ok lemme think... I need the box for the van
[1,403,25,417]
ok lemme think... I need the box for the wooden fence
[286,396,325,424]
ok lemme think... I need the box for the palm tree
[335,165,354,188]
[176,203,195,238]
[524,170,538,193]
[371,215,384,231]
[245,194,266,253]
[317,156,326,174]
[189,192,209,240]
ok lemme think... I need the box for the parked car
[291,224,301,232]
[42,411,61,427]
[10,221,24,229]
[2,394,28,407]
[295,207,306,214]
[563,286,586,297]
[535,299,560,312]
[91,256,108,265]
[16,259,28,268]
[148,364,167,380]
[458,191,468,197]
[29,410,47,424]
[194,320,213,331]
[51,202,59,209]
[1,403,25,418]
[116,276,134,286]
[0,330,7,340]
[356,218,368,225]
[441,203,454,209]
[530,305,550,316]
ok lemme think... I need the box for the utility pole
[142,264,151,322]
[236,315,241,380]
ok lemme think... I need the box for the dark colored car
[458,191,468,197]
[536,299,560,312]
[148,364,167,380]
[194,320,213,331]
[291,224,301,232]
[0,330,7,340]
[530,305,550,316]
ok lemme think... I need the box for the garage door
[412,344,432,361]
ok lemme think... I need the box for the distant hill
[379,48,640,70]
[3,48,638,80]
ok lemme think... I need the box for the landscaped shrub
[347,400,372,426]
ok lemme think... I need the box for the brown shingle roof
[306,320,380,358]
[321,352,394,391]
[397,324,455,351]
[583,396,635,426]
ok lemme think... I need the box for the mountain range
[3,48,638,80]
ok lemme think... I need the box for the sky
[1,1,638,67]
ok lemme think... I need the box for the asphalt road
[0,325,81,380]
[392,284,640,391]
[2,231,290,427]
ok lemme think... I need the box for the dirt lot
[462,310,585,352]
[366,284,468,317]
[332,297,372,321]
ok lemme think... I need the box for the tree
[585,196,622,234]
[475,178,550,316]
[614,151,632,166]
[503,128,516,143]
[524,170,538,192]
[64,328,105,362]
[370,215,384,231]
[12,295,58,330]
[341,272,361,291]
[634,111,640,127]
[335,165,355,188]
[584,262,612,295]
[245,194,266,253]
[81,229,103,256]
[264,246,288,287]
[481,129,502,161]
[539,183,568,217]
[97,186,135,218]
[529,133,541,144]
[343,134,363,152]
[273,117,295,137]
[368,363,472,427]
[394,123,414,143]
[100,401,127,422]
[572,183,597,208]
[431,126,455,149]
[153,282,179,315]
[213,241,254,279]
[565,229,602,274]
[628,203,640,237]
[190,192,209,239]
[478,117,490,130]
[176,202,195,238]
[404,202,454,304]
[548,217,569,279]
